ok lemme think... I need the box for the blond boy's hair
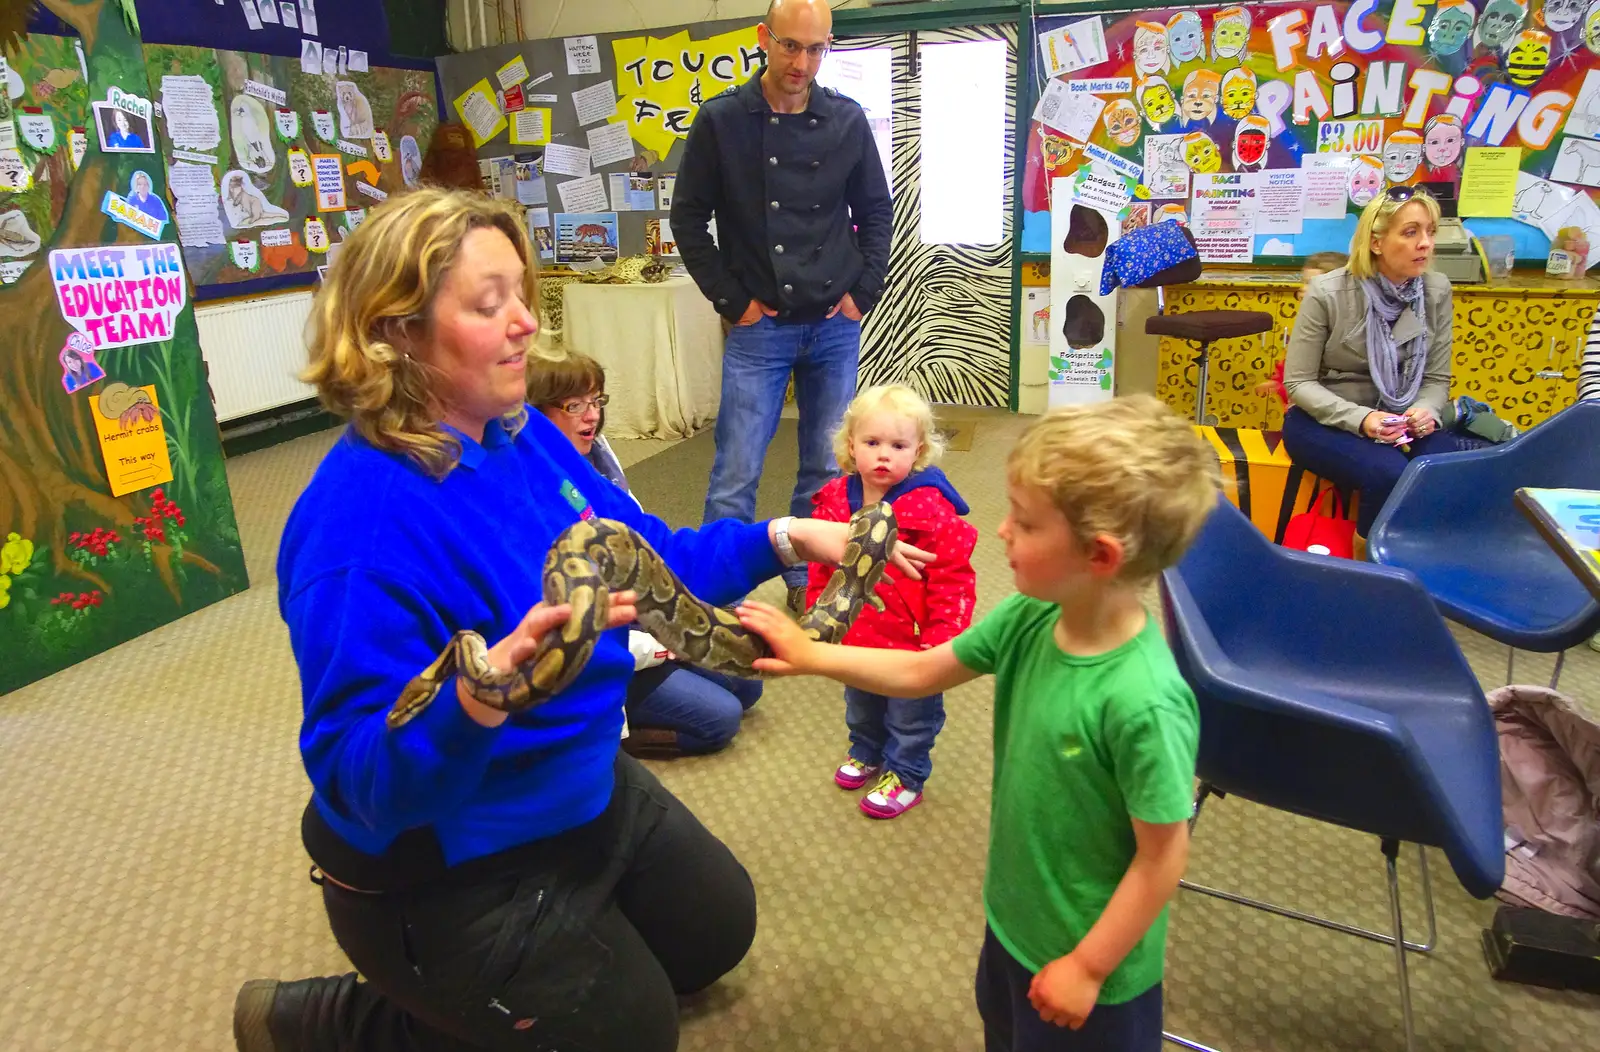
[832,383,945,476]
[1008,395,1220,582]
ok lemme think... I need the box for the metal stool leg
[1382,838,1417,1052]
[1193,341,1216,426]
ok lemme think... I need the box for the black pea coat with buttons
[670,73,893,324]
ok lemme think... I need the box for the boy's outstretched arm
[1028,819,1190,1029]
[736,600,980,697]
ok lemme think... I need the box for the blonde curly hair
[1008,395,1220,582]
[831,383,945,476]
[302,187,537,478]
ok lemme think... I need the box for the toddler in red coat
[808,384,978,818]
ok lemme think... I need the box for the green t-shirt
[952,592,1198,1004]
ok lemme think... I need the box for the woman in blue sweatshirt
[232,188,931,1052]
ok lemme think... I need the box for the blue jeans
[703,313,862,587]
[975,926,1164,1052]
[1281,408,1488,534]
[627,664,763,753]
[844,685,946,791]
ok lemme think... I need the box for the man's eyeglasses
[763,25,831,60]
[557,393,609,415]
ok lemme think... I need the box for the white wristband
[771,516,802,567]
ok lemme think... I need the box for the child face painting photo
[1181,70,1220,123]
[1424,116,1465,168]
[1233,119,1270,168]
[1183,131,1221,173]
[1475,0,1526,50]
[1211,10,1251,60]
[1133,24,1170,75]
[1221,68,1257,119]
[1383,132,1424,182]
[1139,78,1178,130]
[1102,101,1141,146]
[1348,156,1384,205]
[1167,12,1206,63]
[1429,3,1477,56]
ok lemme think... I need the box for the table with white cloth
[560,276,724,440]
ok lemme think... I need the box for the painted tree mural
[0,0,248,694]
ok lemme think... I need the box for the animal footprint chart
[142,43,438,285]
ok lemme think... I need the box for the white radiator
[194,291,317,423]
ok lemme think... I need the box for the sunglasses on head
[1384,185,1433,204]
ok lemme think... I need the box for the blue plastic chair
[1368,400,1600,684]
[1158,499,1503,1052]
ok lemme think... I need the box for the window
[815,47,894,196]
[918,39,1007,245]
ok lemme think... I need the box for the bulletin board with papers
[1021,2,1600,266]
[436,15,763,262]
[142,43,438,286]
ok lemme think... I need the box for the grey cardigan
[1283,266,1454,434]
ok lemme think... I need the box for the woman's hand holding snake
[456,593,637,727]
[783,517,934,580]
[733,600,816,677]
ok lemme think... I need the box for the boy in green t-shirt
[738,395,1220,1050]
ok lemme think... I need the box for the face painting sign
[1022,1,1597,236]
[612,27,763,158]
[49,243,188,351]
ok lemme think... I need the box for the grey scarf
[1363,274,1428,412]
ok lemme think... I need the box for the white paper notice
[1038,17,1108,79]
[239,0,263,31]
[348,50,368,73]
[657,175,676,210]
[0,121,15,151]
[301,40,322,76]
[608,173,632,210]
[1068,167,1132,215]
[1249,169,1306,235]
[558,173,609,213]
[526,206,550,229]
[565,36,601,75]
[542,142,592,178]
[497,55,530,90]
[173,149,219,165]
[160,75,221,151]
[1566,70,1600,140]
[1191,172,1258,262]
[299,0,319,36]
[527,93,558,104]
[587,121,634,168]
[572,81,618,127]
[1301,155,1352,220]
[529,71,554,88]
[512,109,548,145]
[459,89,504,148]
[260,228,293,247]
[167,160,217,199]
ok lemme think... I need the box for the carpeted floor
[1,408,1597,1052]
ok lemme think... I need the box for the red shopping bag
[1282,483,1356,559]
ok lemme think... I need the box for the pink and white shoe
[834,755,882,790]
[859,771,922,819]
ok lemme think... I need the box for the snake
[385,502,897,730]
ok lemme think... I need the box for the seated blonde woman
[528,352,763,758]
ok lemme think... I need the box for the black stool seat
[1145,310,1274,342]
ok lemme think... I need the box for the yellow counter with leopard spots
[1155,270,1600,431]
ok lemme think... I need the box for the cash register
[1421,180,1485,283]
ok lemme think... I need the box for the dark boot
[233,973,366,1052]
[621,726,684,759]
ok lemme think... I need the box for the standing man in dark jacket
[671,0,892,609]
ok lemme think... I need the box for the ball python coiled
[386,502,897,729]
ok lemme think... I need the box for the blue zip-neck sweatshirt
[277,409,781,866]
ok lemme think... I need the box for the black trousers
[975,927,1164,1052]
[285,754,756,1051]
